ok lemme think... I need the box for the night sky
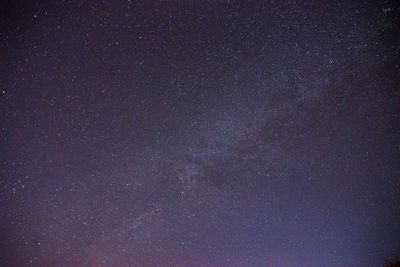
[1,1,400,266]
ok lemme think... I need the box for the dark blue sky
[1,1,399,266]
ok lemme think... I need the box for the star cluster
[1,1,400,266]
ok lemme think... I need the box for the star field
[1,1,400,266]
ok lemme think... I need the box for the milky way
[1,1,400,266]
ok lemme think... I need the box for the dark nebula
[1,1,399,266]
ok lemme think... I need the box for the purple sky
[1,1,399,266]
